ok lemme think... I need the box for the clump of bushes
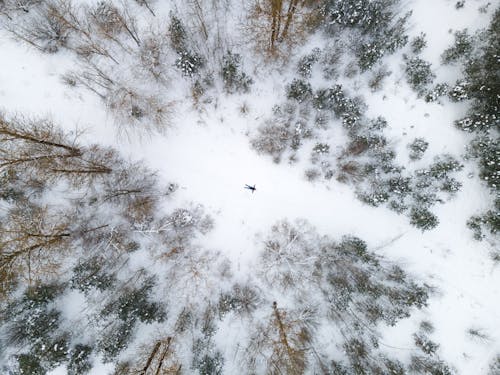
[408,138,429,160]
[405,56,436,95]
[221,51,253,94]
[287,79,313,103]
[175,51,205,77]
[441,29,473,65]
[410,33,427,54]
[322,0,411,70]
[410,207,439,231]
[297,48,320,78]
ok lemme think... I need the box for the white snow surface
[0,0,499,374]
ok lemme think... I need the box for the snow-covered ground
[0,0,498,374]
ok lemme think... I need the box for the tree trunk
[0,124,81,155]
[270,0,283,51]
[280,0,300,41]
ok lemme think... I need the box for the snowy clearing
[0,0,498,374]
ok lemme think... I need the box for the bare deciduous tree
[247,302,316,375]
[259,219,317,289]
[107,87,171,135]
[116,337,182,375]
[247,0,317,56]
[0,0,41,15]
[102,162,162,224]
[63,60,116,98]
[138,31,169,82]
[0,203,72,289]
[134,0,155,16]
[0,114,113,186]
[87,1,140,47]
